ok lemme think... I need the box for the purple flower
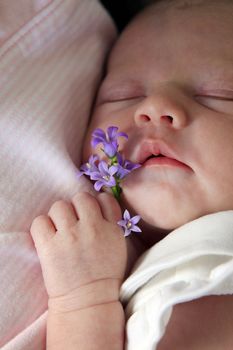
[115,153,141,179]
[79,155,99,177]
[90,160,118,191]
[91,126,128,158]
[117,209,142,237]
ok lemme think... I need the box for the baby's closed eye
[96,79,145,106]
[195,92,233,114]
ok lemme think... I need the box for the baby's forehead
[112,0,233,54]
[106,0,233,86]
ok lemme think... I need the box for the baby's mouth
[133,140,193,171]
[143,153,165,162]
[146,154,164,160]
[142,153,190,169]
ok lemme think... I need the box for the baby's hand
[30,192,127,311]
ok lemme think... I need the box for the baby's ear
[97,192,122,223]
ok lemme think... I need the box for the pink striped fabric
[0,1,116,348]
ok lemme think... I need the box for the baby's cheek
[82,130,93,162]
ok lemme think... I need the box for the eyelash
[196,94,233,101]
[97,88,233,110]
[195,94,233,113]
[97,94,144,105]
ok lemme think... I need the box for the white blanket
[120,211,233,350]
[0,1,116,348]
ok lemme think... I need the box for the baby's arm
[30,192,127,350]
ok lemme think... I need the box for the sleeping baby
[30,0,233,349]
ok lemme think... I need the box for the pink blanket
[0,1,116,348]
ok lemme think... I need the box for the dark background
[100,0,149,30]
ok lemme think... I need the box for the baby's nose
[134,89,189,129]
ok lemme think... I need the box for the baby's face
[83,1,233,235]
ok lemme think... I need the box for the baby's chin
[120,192,179,233]
[120,200,190,247]
[120,187,203,238]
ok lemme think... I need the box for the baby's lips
[132,138,192,170]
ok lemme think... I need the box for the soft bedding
[120,211,233,350]
[0,1,116,348]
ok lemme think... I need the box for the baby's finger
[48,200,77,231]
[30,215,56,247]
[72,192,102,222]
[97,192,122,223]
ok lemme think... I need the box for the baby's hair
[127,0,233,24]
[143,0,233,9]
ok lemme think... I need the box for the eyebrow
[100,75,144,90]
[199,57,233,79]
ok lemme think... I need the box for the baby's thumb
[97,192,122,223]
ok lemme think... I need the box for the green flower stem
[107,154,122,201]
[110,155,118,166]
[111,184,121,201]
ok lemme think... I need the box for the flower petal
[91,138,101,148]
[107,126,118,139]
[117,220,126,227]
[125,160,141,171]
[90,171,102,180]
[131,215,141,225]
[98,160,109,174]
[89,154,99,163]
[124,228,132,237]
[123,209,131,221]
[109,165,118,176]
[131,226,142,233]
[104,143,117,157]
[94,180,104,191]
[91,128,107,148]
[92,128,106,139]
[106,176,116,187]
[116,152,123,165]
[117,131,128,140]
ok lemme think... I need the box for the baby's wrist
[48,278,122,314]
